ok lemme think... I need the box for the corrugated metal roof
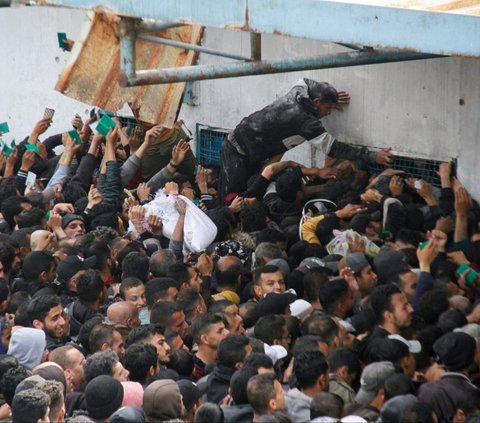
[55,11,203,126]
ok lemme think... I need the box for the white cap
[264,344,288,364]
[290,299,313,318]
[388,334,422,353]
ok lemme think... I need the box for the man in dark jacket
[219,78,394,200]
[201,335,252,404]
[418,332,480,422]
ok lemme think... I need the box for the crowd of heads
[0,105,480,423]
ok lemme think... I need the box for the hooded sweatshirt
[143,379,183,422]
[8,327,46,369]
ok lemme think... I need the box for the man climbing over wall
[219,78,394,202]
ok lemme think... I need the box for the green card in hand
[67,129,82,145]
[95,114,116,137]
[25,144,40,154]
[0,122,9,134]
[2,144,12,158]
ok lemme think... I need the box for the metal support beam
[119,18,136,81]
[250,33,261,61]
[119,50,441,87]
[137,33,251,61]
[40,0,480,57]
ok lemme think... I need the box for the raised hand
[171,139,190,167]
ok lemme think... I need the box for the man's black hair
[119,277,144,300]
[0,177,18,209]
[83,240,111,271]
[327,348,361,375]
[12,387,50,423]
[294,350,329,390]
[1,196,30,229]
[244,352,274,371]
[370,283,403,324]
[10,227,35,249]
[76,269,104,305]
[247,373,277,415]
[218,335,250,368]
[89,323,115,354]
[168,349,194,378]
[125,324,165,349]
[215,260,243,290]
[384,372,415,400]
[77,315,104,353]
[401,402,436,423]
[122,343,157,385]
[22,251,55,282]
[276,168,302,203]
[256,229,287,247]
[301,315,339,346]
[0,355,18,381]
[318,277,349,315]
[206,207,236,243]
[293,335,322,358]
[254,264,281,285]
[303,267,330,304]
[6,291,30,315]
[150,300,182,326]
[310,392,344,420]
[0,277,9,304]
[254,315,286,346]
[240,203,268,233]
[122,251,150,282]
[166,263,190,286]
[83,350,119,383]
[116,240,146,267]
[208,299,234,314]
[0,241,16,274]
[0,365,32,406]
[190,312,224,345]
[177,288,203,322]
[16,207,45,229]
[62,182,87,205]
[307,80,338,104]
[27,294,62,324]
[145,278,179,310]
[239,301,260,329]
[149,249,177,278]
[230,365,258,405]
[416,288,450,325]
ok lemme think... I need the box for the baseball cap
[454,323,480,343]
[355,361,395,405]
[176,379,200,411]
[345,253,369,274]
[56,255,96,284]
[264,343,288,364]
[388,334,422,354]
[257,292,297,317]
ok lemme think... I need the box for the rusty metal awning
[55,11,203,126]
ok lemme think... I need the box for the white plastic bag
[128,190,217,252]
[326,229,380,258]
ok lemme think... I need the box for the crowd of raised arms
[0,78,480,423]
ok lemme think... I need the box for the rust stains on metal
[55,11,203,127]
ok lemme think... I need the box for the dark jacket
[233,78,374,166]
[417,372,480,422]
[205,364,236,404]
[222,404,254,423]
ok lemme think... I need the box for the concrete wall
[1,6,479,196]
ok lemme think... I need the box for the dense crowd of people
[1,78,480,423]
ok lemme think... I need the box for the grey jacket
[284,388,312,423]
